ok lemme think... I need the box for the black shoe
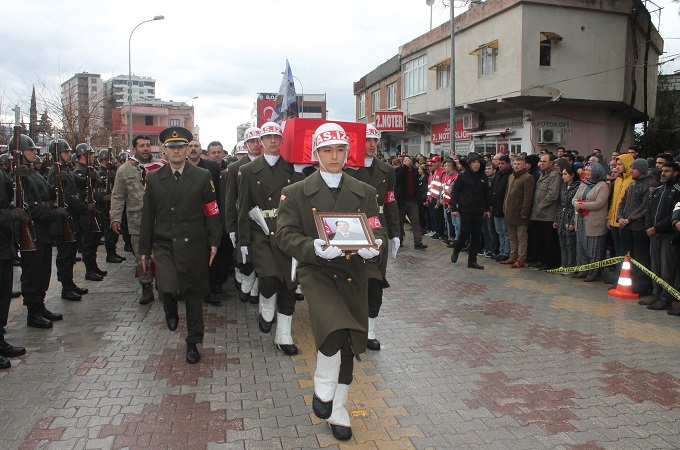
[0,340,26,358]
[95,267,108,276]
[330,423,352,441]
[276,344,299,355]
[140,284,154,305]
[249,295,259,304]
[258,314,273,333]
[430,233,442,240]
[367,339,381,351]
[204,293,221,306]
[414,243,428,250]
[667,308,680,316]
[106,254,124,263]
[186,343,200,364]
[239,291,249,303]
[72,286,88,295]
[638,297,657,306]
[42,309,63,322]
[295,292,305,301]
[527,261,543,268]
[647,299,672,311]
[583,273,598,282]
[445,241,455,248]
[11,291,21,298]
[165,314,179,331]
[27,313,52,329]
[312,394,333,419]
[61,289,82,301]
[468,262,484,270]
[124,243,133,253]
[450,250,460,263]
[0,355,10,369]
[85,271,104,281]
[496,255,509,262]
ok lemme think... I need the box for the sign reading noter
[374,111,405,131]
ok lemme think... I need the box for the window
[470,40,498,77]
[436,65,449,90]
[387,83,397,109]
[403,55,427,98]
[539,32,562,67]
[145,116,154,126]
[359,92,366,119]
[371,90,380,115]
[170,119,180,127]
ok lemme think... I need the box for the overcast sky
[1,0,679,147]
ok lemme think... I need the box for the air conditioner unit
[538,128,562,144]
[463,113,479,130]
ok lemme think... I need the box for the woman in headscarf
[572,162,610,281]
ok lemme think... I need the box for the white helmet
[244,126,261,142]
[312,122,350,163]
[235,140,247,154]
[366,124,381,140]
[260,122,283,137]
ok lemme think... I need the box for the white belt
[262,208,278,218]
[378,205,384,214]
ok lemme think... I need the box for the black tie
[174,170,181,181]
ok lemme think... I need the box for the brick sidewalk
[2,236,680,449]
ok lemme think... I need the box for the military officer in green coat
[237,121,303,355]
[276,122,387,441]
[139,126,222,364]
[344,124,400,351]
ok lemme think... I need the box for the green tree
[37,110,53,139]
[642,75,680,154]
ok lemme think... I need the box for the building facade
[112,104,195,153]
[354,0,663,158]
[104,75,157,108]
[253,93,327,127]
[60,72,105,137]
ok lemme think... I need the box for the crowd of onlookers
[379,146,680,315]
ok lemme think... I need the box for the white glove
[229,232,236,248]
[240,246,249,264]
[313,239,342,260]
[390,237,400,259]
[358,239,382,260]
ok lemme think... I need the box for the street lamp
[183,96,198,105]
[282,72,304,118]
[128,15,164,149]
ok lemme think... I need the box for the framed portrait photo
[313,212,379,252]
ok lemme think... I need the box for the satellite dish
[426,0,435,5]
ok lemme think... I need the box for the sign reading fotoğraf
[374,111,405,131]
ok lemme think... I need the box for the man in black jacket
[491,155,512,262]
[450,153,489,269]
[395,156,427,249]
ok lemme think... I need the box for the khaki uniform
[275,171,388,354]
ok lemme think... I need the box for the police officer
[237,121,303,355]
[276,122,387,440]
[47,139,89,301]
[139,126,221,364]
[73,143,106,281]
[98,149,126,264]
[344,124,399,350]
[11,134,68,328]
[225,129,262,303]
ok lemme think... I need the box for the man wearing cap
[111,135,163,305]
[237,121,303,356]
[344,124,398,351]
[276,122,387,441]
[225,131,262,303]
[617,158,654,297]
[139,126,222,364]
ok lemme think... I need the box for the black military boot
[61,287,82,301]
[26,304,52,329]
[84,260,104,281]
[0,355,10,369]
[139,284,154,305]
[94,264,108,277]
[0,336,26,358]
[40,305,63,322]
[106,252,124,263]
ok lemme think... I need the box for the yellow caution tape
[531,256,625,274]
[629,257,680,301]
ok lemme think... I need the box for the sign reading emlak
[374,111,405,131]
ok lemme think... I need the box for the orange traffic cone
[608,255,639,299]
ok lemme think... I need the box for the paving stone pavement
[2,234,680,450]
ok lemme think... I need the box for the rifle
[52,130,76,243]
[105,137,113,195]
[85,137,101,233]
[11,106,37,252]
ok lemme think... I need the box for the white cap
[243,127,261,142]
[260,122,283,137]
[366,124,381,140]
[235,140,247,154]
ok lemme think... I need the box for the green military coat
[344,157,399,281]
[276,171,388,354]
[139,163,222,299]
[237,156,302,287]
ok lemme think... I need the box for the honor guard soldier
[73,143,107,281]
[276,122,388,440]
[47,139,89,301]
[139,127,221,364]
[344,124,399,350]
[237,122,303,355]
[111,135,163,305]
[98,149,126,264]
[225,128,262,303]
[11,134,69,328]
[0,152,26,367]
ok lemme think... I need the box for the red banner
[280,118,366,166]
[431,121,470,142]
[256,93,277,127]
[375,111,405,131]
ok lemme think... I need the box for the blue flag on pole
[272,60,298,123]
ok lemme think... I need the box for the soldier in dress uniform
[276,122,387,440]
[237,122,303,355]
[46,139,89,301]
[111,135,163,305]
[73,143,107,281]
[344,124,400,350]
[139,127,221,364]
[98,149,126,264]
[11,134,69,328]
[225,129,262,303]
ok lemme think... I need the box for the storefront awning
[469,128,514,137]
[469,40,498,55]
[540,32,563,42]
